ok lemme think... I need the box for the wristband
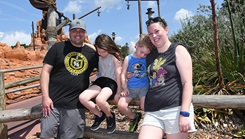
[180,111,190,117]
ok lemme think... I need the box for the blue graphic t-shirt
[127,54,149,88]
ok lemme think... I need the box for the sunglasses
[145,17,167,27]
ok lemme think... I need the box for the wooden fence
[0,65,245,139]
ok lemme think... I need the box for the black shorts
[92,77,117,100]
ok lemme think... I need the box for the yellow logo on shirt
[65,52,88,75]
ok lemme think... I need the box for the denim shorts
[128,85,148,98]
[140,103,196,134]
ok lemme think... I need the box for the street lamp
[112,32,116,42]
[125,42,129,55]
[125,0,161,38]
[146,8,155,19]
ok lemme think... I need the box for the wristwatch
[180,111,190,117]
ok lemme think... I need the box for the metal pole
[157,0,160,16]
[78,7,101,19]
[138,0,143,38]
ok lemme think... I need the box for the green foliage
[234,126,245,137]
[11,44,29,49]
[170,1,244,135]
[21,44,29,48]
[120,45,129,59]
[170,2,244,95]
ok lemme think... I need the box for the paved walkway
[6,75,96,139]
[7,96,41,139]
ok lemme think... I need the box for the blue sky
[0,0,223,48]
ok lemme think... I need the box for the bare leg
[96,87,113,117]
[138,125,164,139]
[139,96,145,111]
[118,97,134,119]
[166,132,188,139]
[79,85,101,116]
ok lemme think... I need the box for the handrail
[0,65,42,73]
[5,76,40,89]
[0,65,43,138]
[5,84,40,94]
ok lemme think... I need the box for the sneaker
[91,111,106,131]
[129,112,142,133]
[106,112,116,134]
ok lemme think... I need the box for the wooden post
[0,72,7,139]
[46,6,57,49]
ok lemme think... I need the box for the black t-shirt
[43,41,98,109]
[145,43,183,111]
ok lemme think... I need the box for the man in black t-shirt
[40,19,98,139]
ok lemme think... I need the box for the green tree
[170,1,244,95]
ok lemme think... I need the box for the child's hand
[126,72,134,79]
[126,72,133,79]
[120,90,129,97]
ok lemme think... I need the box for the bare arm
[113,56,122,103]
[120,56,130,96]
[84,42,96,51]
[176,45,193,111]
[40,63,53,117]
[176,45,193,132]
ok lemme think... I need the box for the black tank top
[145,43,183,111]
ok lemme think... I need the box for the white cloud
[147,1,156,8]
[94,0,121,11]
[128,41,136,54]
[88,30,102,44]
[115,35,122,44]
[63,1,83,13]
[0,32,4,38]
[0,31,31,46]
[174,9,194,22]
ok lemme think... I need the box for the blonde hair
[136,34,155,51]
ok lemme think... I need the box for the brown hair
[146,17,168,29]
[94,34,122,62]
[136,34,155,51]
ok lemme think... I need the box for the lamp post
[112,32,116,42]
[146,8,154,19]
[125,0,160,38]
[125,42,129,55]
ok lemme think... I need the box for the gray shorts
[40,107,85,139]
[128,85,148,98]
[141,103,196,134]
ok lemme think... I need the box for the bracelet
[180,111,190,117]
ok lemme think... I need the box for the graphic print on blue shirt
[148,57,168,88]
[128,61,147,78]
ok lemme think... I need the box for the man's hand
[42,97,53,117]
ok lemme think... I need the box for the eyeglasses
[145,17,167,27]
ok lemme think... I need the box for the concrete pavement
[7,96,41,139]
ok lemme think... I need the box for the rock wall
[0,41,45,103]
